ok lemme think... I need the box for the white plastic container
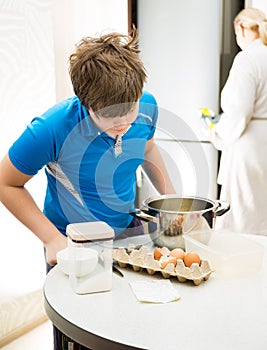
[66,221,114,294]
[183,229,264,278]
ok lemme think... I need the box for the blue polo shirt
[8,91,158,235]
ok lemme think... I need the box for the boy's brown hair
[69,27,147,118]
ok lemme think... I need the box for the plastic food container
[66,221,114,294]
[183,229,264,278]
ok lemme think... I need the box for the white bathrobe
[211,39,267,235]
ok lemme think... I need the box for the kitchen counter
[44,235,267,350]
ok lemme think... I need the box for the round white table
[44,235,267,350]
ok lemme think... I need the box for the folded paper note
[129,280,181,303]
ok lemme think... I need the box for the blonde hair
[234,7,267,45]
[69,27,147,117]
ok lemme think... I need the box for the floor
[1,320,53,350]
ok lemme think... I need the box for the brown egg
[154,247,162,260]
[183,252,201,267]
[169,248,185,260]
[154,246,170,260]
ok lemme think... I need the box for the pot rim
[142,194,219,214]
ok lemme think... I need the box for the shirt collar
[246,38,263,50]
[79,103,103,137]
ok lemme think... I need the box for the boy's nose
[113,116,128,126]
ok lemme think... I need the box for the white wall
[52,0,128,102]
[246,0,267,14]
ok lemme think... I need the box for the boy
[0,28,174,349]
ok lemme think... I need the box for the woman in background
[210,8,267,235]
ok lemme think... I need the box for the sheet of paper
[129,280,181,303]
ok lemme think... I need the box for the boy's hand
[45,234,67,266]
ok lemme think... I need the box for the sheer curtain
[0,0,55,294]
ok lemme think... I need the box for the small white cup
[57,247,98,277]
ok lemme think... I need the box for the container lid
[66,222,114,242]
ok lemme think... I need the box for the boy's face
[89,102,139,137]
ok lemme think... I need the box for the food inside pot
[162,213,184,236]
[146,197,214,213]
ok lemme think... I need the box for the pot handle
[215,200,230,216]
[130,209,159,223]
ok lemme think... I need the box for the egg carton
[113,245,213,286]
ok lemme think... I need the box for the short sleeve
[139,91,158,140]
[8,117,57,175]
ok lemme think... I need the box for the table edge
[43,287,146,350]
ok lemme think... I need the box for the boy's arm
[0,154,67,266]
[142,138,176,195]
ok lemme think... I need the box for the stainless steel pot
[132,195,230,250]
